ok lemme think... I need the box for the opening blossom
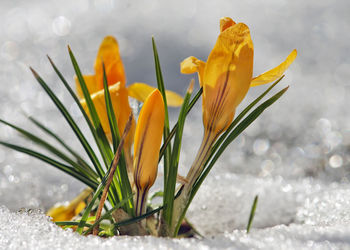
[172,17,297,233]
[181,17,297,140]
[76,36,182,173]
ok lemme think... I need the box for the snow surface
[1,0,350,249]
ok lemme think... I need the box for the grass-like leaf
[83,194,133,235]
[173,85,289,236]
[210,76,284,157]
[47,56,107,179]
[67,48,125,206]
[113,206,163,228]
[30,68,104,181]
[55,221,93,227]
[192,86,289,200]
[27,116,97,179]
[0,119,96,181]
[246,195,258,233]
[0,141,97,189]
[68,47,114,168]
[102,62,120,153]
[47,56,122,207]
[76,183,105,234]
[163,80,194,227]
[93,114,134,229]
[101,61,125,207]
[78,118,134,235]
[159,87,203,162]
[152,37,172,188]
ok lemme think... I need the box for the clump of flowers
[0,17,296,237]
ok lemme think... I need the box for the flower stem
[186,130,217,189]
[170,130,217,236]
[135,188,149,228]
[93,114,133,235]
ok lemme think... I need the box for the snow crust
[1,0,350,249]
[2,176,350,249]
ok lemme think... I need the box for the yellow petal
[220,17,236,32]
[127,82,183,107]
[133,89,164,192]
[47,188,92,222]
[165,89,184,107]
[94,36,126,89]
[74,201,86,216]
[180,56,206,87]
[47,205,73,222]
[80,83,136,152]
[75,75,99,99]
[250,49,297,87]
[203,22,254,135]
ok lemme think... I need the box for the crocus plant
[0,17,296,237]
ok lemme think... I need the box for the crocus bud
[133,89,165,216]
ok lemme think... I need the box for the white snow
[1,0,350,249]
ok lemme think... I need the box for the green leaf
[163,80,194,227]
[48,56,122,207]
[47,57,107,179]
[30,67,105,183]
[27,116,97,179]
[211,76,284,156]
[0,141,97,189]
[77,145,134,234]
[101,62,120,153]
[67,47,114,169]
[101,61,126,207]
[152,37,171,189]
[247,195,258,233]
[192,86,289,200]
[159,87,203,162]
[83,194,133,235]
[114,206,163,228]
[47,56,107,178]
[0,119,96,181]
[76,182,105,234]
[149,191,164,201]
[55,221,93,227]
[173,85,288,236]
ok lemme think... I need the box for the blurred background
[0,0,350,234]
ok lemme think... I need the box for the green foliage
[247,195,259,233]
[0,39,289,238]
[152,37,172,194]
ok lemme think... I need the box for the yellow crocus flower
[47,188,92,222]
[76,36,182,173]
[181,16,297,187]
[170,17,297,235]
[133,89,164,217]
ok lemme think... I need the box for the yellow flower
[133,89,164,217]
[181,17,297,137]
[76,36,183,170]
[47,188,92,222]
[181,17,297,188]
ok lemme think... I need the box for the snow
[1,0,350,249]
[2,177,350,249]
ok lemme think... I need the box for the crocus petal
[250,49,297,87]
[133,89,164,192]
[94,36,126,89]
[220,17,236,32]
[47,188,92,222]
[180,56,206,87]
[203,22,254,134]
[127,82,183,107]
[75,75,98,99]
[79,82,136,151]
